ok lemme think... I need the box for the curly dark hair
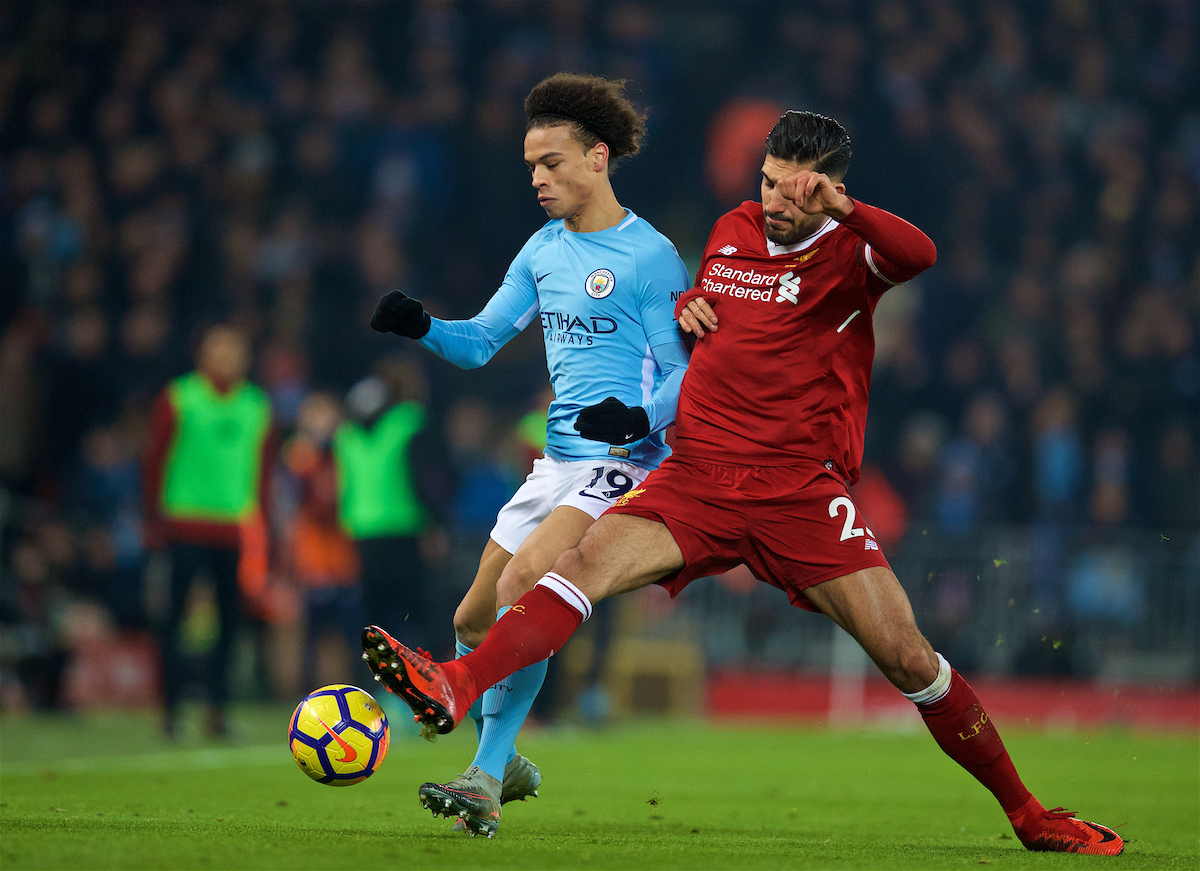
[765,111,852,181]
[525,73,647,171]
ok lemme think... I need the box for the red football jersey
[673,199,935,484]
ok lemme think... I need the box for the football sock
[455,638,484,741]
[907,654,1032,813]
[471,607,548,781]
[450,574,590,710]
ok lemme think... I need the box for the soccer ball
[289,684,390,786]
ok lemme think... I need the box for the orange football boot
[361,625,475,738]
[1008,796,1124,855]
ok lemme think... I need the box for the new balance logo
[775,271,801,305]
[865,538,879,551]
[718,245,737,255]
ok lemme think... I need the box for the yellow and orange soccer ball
[288,685,389,786]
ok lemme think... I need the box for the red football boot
[1008,796,1124,855]
[361,625,476,738]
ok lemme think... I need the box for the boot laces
[405,645,439,680]
[1044,807,1079,821]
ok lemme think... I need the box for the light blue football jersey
[419,209,690,469]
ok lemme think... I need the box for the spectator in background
[1090,427,1134,527]
[935,391,1016,535]
[889,412,947,526]
[444,397,523,536]
[512,385,553,476]
[1153,420,1200,533]
[1031,387,1085,523]
[1024,387,1087,631]
[41,306,120,476]
[3,537,71,710]
[69,423,145,627]
[282,391,361,690]
[333,369,435,655]
[142,324,276,738]
[704,98,786,207]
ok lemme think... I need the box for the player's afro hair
[765,111,852,181]
[525,73,647,171]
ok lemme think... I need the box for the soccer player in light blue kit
[367,73,690,837]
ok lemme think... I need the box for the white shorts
[489,455,652,554]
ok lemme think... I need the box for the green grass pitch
[1,705,1196,870]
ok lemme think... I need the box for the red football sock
[450,584,585,706]
[917,669,1032,813]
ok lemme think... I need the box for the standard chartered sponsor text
[699,276,775,301]
[708,262,775,285]
[699,261,778,301]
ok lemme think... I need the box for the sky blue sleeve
[417,246,540,369]
[642,336,688,433]
[638,244,691,433]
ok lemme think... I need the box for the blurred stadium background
[1,0,1196,730]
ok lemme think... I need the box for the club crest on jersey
[585,268,616,299]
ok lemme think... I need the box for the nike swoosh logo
[315,714,358,763]
[536,272,552,283]
[1082,822,1117,843]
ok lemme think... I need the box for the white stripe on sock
[903,652,952,705]
[536,573,592,621]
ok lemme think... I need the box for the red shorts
[605,455,891,612]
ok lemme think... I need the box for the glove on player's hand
[574,396,650,445]
[370,290,431,339]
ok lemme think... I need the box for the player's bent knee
[495,565,541,609]
[453,604,493,650]
[877,640,938,693]
[548,545,588,583]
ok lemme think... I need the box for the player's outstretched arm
[368,282,530,370]
[371,290,432,339]
[417,307,522,370]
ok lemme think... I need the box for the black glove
[370,290,431,339]
[574,396,650,445]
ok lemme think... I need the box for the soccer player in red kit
[362,111,1124,854]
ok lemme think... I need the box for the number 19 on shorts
[579,466,636,502]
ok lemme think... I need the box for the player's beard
[764,213,828,246]
[764,224,801,245]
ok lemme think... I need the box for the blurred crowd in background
[1,0,1197,717]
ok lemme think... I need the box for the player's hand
[776,170,853,218]
[370,290,432,339]
[574,396,650,445]
[678,297,718,338]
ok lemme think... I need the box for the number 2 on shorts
[828,496,874,541]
